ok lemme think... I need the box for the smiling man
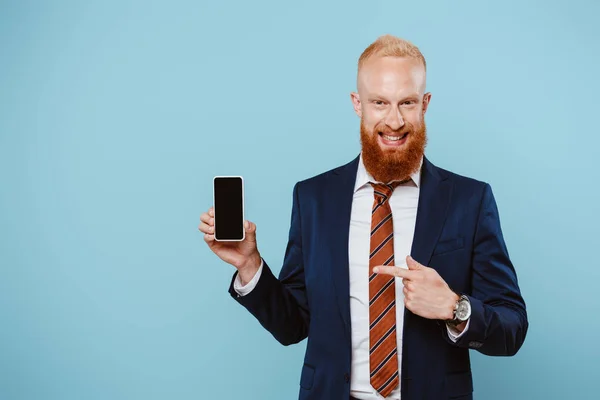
[200,34,528,400]
[354,47,428,186]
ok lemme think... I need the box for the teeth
[383,134,404,141]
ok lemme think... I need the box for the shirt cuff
[233,259,264,296]
[446,318,471,342]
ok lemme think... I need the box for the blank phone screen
[214,177,244,240]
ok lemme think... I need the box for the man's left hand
[373,255,459,322]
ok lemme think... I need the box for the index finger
[373,265,416,280]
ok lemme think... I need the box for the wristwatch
[448,294,471,326]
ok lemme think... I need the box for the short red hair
[358,35,426,72]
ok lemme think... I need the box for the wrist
[447,293,471,326]
[237,253,262,285]
[452,320,468,333]
[444,291,460,320]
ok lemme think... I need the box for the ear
[422,92,432,115]
[350,92,362,118]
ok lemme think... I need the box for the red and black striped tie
[368,181,401,397]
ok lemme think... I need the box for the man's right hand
[199,206,262,285]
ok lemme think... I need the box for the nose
[385,108,405,131]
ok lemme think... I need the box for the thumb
[244,220,257,243]
[406,255,423,270]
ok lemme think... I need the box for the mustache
[374,123,413,136]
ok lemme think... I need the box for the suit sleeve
[228,182,309,346]
[449,183,528,356]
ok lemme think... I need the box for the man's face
[351,56,431,183]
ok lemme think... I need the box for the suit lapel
[410,157,453,266]
[401,158,453,394]
[326,155,360,341]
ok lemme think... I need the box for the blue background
[1,0,599,399]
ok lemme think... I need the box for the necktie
[369,181,403,397]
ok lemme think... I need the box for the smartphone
[213,176,245,241]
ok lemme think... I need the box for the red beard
[360,118,427,183]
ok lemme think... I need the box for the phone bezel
[212,175,245,242]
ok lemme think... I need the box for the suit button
[344,373,350,383]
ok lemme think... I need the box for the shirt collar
[354,152,422,193]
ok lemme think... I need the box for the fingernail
[244,220,249,229]
[373,267,379,273]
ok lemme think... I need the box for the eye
[402,100,416,105]
[374,100,385,106]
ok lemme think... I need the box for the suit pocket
[446,371,473,398]
[300,363,315,390]
[433,237,464,256]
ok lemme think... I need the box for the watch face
[456,301,470,320]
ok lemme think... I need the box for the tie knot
[370,181,404,204]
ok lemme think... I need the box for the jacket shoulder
[426,159,494,204]
[296,156,358,188]
[433,162,490,190]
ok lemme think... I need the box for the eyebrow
[367,94,420,102]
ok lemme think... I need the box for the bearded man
[199,35,528,400]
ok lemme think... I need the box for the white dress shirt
[234,154,469,399]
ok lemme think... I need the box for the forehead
[358,56,426,97]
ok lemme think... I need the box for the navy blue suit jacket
[229,155,528,400]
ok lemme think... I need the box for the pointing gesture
[373,255,459,321]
